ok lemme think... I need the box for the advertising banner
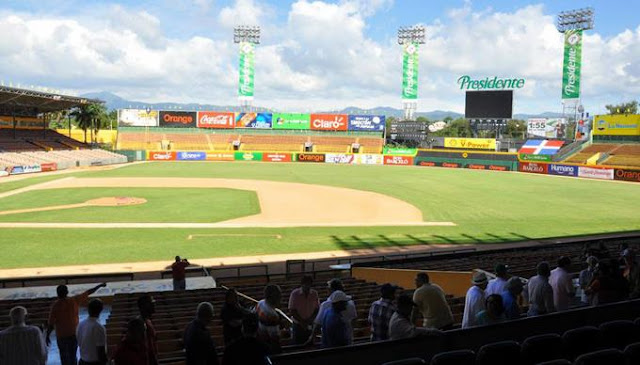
[0,170,8,177]
[262,153,292,162]
[402,42,419,100]
[234,152,263,161]
[348,115,385,131]
[383,147,417,156]
[0,116,45,129]
[159,111,197,128]
[197,112,235,129]
[206,152,234,161]
[466,164,511,171]
[548,164,579,177]
[310,114,348,131]
[147,151,177,161]
[297,153,326,163]
[578,166,614,180]
[520,154,552,162]
[417,161,440,167]
[561,30,582,100]
[7,165,42,175]
[614,169,640,183]
[235,113,272,129]
[238,41,255,99]
[519,162,549,174]
[527,118,567,139]
[444,138,496,150]
[325,153,354,164]
[272,113,310,130]
[353,154,383,165]
[383,155,414,166]
[177,151,206,161]
[40,162,58,172]
[118,109,159,127]
[593,114,640,136]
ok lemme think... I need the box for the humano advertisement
[561,30,582,100]
[348,115,385,131]
[118,109,159,127]
[197,112,235,129]
[235,113,272,129]
[159,111,197,128]
[272,113,310,130]
[548,164,578,177]
[310,114,348,131]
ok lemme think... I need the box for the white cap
[329,290,351,303]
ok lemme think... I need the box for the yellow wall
[55,129,118,144]
[352,267,473,297]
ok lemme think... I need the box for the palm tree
[70,103,108,144]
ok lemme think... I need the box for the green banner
[520,154,552,162]
[234,151,262,161]
[383,147,417,156]
[272,113,310,130]
[238,42,255,98]
[402,43,419,100]
[561,30,582,100]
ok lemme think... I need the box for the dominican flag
[519,140,564,155]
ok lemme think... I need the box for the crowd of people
[1,244,639,365]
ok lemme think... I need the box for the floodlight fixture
[397,25,426,45]
[556,7,595,33]
[233,25,261,44]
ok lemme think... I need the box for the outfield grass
[1,161,639,269]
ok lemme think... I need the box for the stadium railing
[0,272,134,288]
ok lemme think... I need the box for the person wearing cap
[461,271,488,328]
[485,264,509,296]
[501,277,524,320]
[288,275,319,345]
[308,278,357,346]
[367,283,398,341]
[0,306,47,365]
[549,256,575,311]
[184,302,219,365]
[321,291,351,348]
[389,294,439,340]
[579,256,598,305]
[524,262,555,316]
[137,295,159,365]
[412,272,453,330]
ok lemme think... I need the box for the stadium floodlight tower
[397,25,426,120]
[556,8,594,138]
[233,25,260,111]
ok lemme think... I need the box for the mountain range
[81,91,564,120]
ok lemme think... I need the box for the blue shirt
[501,290,520,320]
[321,307,348,348]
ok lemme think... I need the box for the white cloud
[218,0,265,29]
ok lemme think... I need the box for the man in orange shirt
[47,283,106,365]
[171,256,190,291]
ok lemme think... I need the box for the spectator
[368,283,398,341]
[47,282,106,365]
[550,256,576,311]
[412,272,453,330]
[587,260,629,305]
[222,314,270,365]
[0,306,47,365]
[579,256,598,305]
[113,318,148,365]
[462,272,488,328]
[221,288,248,346]
[524,262,555,316]
[137,295,159,365]
[622,250,640,299]
[184,302,219,365]
[76,298,107,365]
[389,294,439,340]
[309,278,357,345]
[321,291,351,348]
[475,294,506,326]
[171,256,190,291]
[485,264,509,295]
[288,275,319,345]
[256,284,283,354]
[501,277,524,320]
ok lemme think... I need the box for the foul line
[0,222,456,228]
[187,233,283,240]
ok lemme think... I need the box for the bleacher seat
[573,348,625,365]
[535,360,571,365]
[382,358,426,365]
[561,326,603,360]
[598,320,640,350]
[521,333,565,365]
[476,340,521,365]
[623,342,640,365]
[429,349,475,365]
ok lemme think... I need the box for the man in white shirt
[462,272,488,328]
[549,256,575,311]
[524,262,556,316]
[0,306,47,365]
[76,299,107,365]
[389,294,439,340]
[485,264,509,295]
[308,278,356,345]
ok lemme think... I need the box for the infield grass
[1,161,639,269]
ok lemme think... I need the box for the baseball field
[0,161,639,271]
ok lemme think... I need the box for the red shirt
[144,319,158,365]
[171,261,189,280]
[113,339,148,365]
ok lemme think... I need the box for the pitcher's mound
[86,197,147,206]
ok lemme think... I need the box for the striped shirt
[0,324,47,365]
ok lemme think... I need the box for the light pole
[556,8,594,140]
[397,26,426,121]
[233,25,261,112]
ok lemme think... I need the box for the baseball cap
[329,290,351,303]
[495,264,509,275]
[472,272,488,285]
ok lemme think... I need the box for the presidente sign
[562,30,583,100]
[457,75,525,90]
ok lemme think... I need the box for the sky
[0,0,638,114]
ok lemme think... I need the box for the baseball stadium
[1,2,640,365]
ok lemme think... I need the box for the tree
[605,101,637,115]
[70,103,109,144]
[430,118,472,137]
[415,116,429,123]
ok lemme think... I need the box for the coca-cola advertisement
[159,111,197,128]
[197,112,235,129]
[310,114,348,131]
